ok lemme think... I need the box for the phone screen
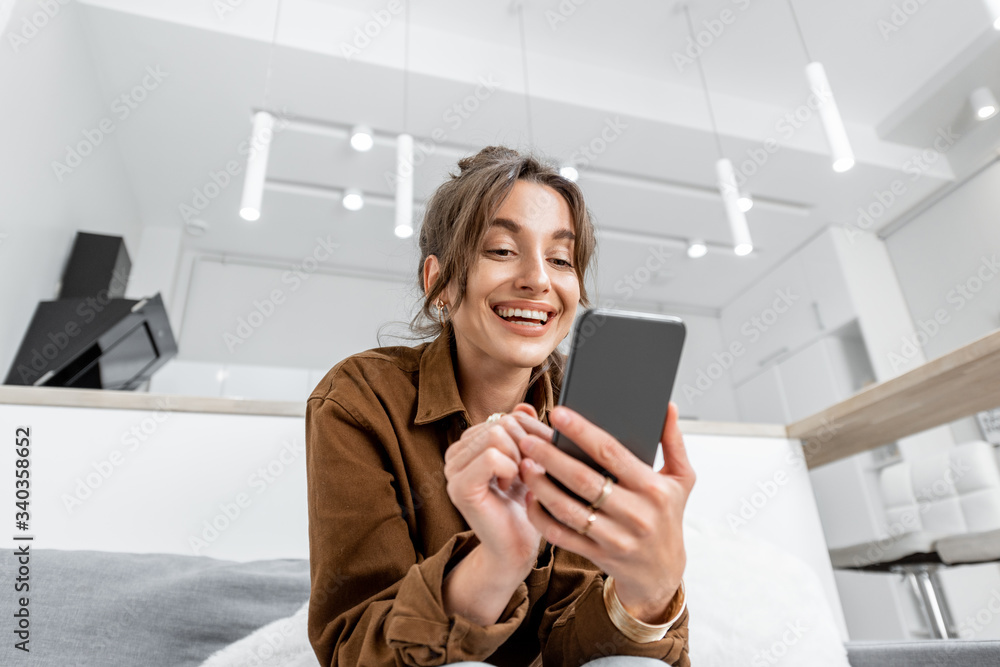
[550,308,686,490]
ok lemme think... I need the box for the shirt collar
[414,319,554,426]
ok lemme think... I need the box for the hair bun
[457,145,521,174]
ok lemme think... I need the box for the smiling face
[427,179,581,371]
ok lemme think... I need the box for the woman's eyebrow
[490,217,576,241]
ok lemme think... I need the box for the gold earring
[435,299,448,326]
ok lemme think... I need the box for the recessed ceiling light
[971,87,998,120]
[342,188,364,211]
[687,240,708,258]
[734,242,754,256]
[350,125,374,151]
[560,165,579,181]
[395,224,413,238]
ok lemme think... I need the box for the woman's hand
[516,401,696,624]
[443,406,550,577]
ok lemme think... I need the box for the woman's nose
[516,253,551,292]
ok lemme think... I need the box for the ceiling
[36,0,1000,312]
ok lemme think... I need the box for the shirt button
[458,417,467,430]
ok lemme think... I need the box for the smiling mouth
[492,305,552,327]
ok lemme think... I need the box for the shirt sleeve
[537,546,690,666]
[305,394,530,667]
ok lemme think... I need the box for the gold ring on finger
[576,511,597,538]
[588,476,614,512]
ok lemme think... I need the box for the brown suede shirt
[305,320,690,666]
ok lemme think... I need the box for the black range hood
[4,232,178,390]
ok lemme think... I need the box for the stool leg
[925,566,957,638]
[916,566,954,639]
[895,567,935,637]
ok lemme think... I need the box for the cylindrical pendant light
[806,62,855,172]
[393,0,415,240]
[683,2,753,256]
[239,0,283,221]
[785,0,855,173]
[395,133,414,238]
[971,86,998,120]
[716,158,753,256]
[239,110,275,221]
[988,0,1000,29]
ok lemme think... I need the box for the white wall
[0,0,144,379]
[885,159,1000,444]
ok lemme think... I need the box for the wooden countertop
[789,328,1000,468]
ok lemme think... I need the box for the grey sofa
[845,639,1000,666]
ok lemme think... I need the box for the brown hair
[411,145,598,394]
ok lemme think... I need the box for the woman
[305,146,695,666]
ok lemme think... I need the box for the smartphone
[549,308,686,492]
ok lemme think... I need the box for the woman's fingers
[448,446,520,504]
[519,457,634,549]
[658,402,696,492]
[446,420,522,474]
[548,406,653,491]
[518,434,613,509]
[510,405,554,440]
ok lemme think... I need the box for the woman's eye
[487,248,512,257]
[552,258,573,268]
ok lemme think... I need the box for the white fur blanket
[200,518,850,666]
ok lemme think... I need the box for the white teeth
[493,306,550,324]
